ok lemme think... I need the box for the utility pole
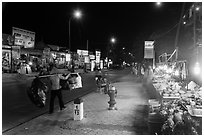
[69,18,71,51]
[193,4,197,62]
[174,3,185,61]
[87,40,89,51]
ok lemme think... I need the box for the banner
[77,49,88,56]
[89,54,95,60]
[84,56,90,63]
[12,27,35,48]
[95,50,101,63]
[66,53,71,61]
[144,41,154,59]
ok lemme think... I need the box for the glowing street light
[195,6,200,11]
[156,2,162,7]
[111,37,116,43]
[74,9,82,19]
[69,9,83,51]
[194,62,200,75]
[156,2,161,5]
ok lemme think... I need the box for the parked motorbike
[95,74,108,93]
[27,76,48,108]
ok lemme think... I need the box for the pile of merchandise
[148,66,202,135]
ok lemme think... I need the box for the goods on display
[149,65,202,135]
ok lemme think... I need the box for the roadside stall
[148,63,202,135]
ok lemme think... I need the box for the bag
[60,79,69,89]
[27,77,48,108]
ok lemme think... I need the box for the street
[2,69,130,133]
[3,68,159,135]
[2,2,202,135]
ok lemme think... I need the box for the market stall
[148,64,202,135]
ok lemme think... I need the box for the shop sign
[89,54,95,60]
[66,53,71,61]
[12,27,35,48]
[95,50,101,63]
[2,45,11,49]
[96,56,100,63]
[84,56,90,63]
[77,49,88,56]
[95,50,101,57]
[144,41,154,59]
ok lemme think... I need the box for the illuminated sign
[95,50,101,63]
[12,27,35,48]
[66,54,71,61]
[84,56,90,63]
[89,55,95,60]
[77,49,88,56]
[144,41,154,59]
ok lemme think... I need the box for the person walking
[49,64,69,114]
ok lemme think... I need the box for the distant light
[175,70,179,76]
[156,2,162,6]
[28,61,32,66]
[74,9,82,19]
[111,37,116,43]
[183,21,186,25]
[156,2,161,5]
[122,47,125,50]
[195,7,200,11]
[194,62,200,75]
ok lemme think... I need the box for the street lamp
[69,9,82,51]
[107,37,116,69]
[156,2,162,6]
[111,37,116,44]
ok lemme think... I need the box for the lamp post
[155,2,162,7]
[110,37,116,51]
[107,37,116,68]
[69,9,82,51]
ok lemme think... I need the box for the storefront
[2,45,11,72]
[2,44,21,72]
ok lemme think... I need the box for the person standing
[49,64,69,114]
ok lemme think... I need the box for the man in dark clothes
[49,64,69,114]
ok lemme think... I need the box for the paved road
[2,69,130,133]
[3,70,151,135]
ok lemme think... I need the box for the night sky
[2,2,194,60]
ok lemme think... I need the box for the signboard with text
[12,27,35,48]
[95,50,101,63]
[144,41,154,59]
[89,54,95,60]
[77,49,88,56]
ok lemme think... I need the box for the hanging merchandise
[27,77,48,108]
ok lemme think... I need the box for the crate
[148,99,161,113]
[162,96,180,104]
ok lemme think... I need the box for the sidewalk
[3,74,150,135]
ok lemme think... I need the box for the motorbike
[27,76,48,108]
[95,74,108,93]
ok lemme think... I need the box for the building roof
[2,33,13,45]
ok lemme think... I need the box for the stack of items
[159,99,202,135]
[150,69,202,135]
